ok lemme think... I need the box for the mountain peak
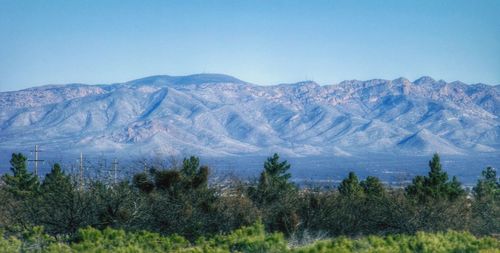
[392,77,410,84]
[414,76,436,85]
[127,73,247,86]
[173,73,247,85]
[276,80,320,88]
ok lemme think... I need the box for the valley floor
[1,151,498,186]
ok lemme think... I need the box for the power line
[28,145,44,176]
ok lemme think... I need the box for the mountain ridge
[6,73,499,93]
[0,73,499,159]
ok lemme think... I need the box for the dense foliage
[0,223,498,253]
[0,152,499,252]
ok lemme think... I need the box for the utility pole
[28,145,44,176]
[142,159,147,173]
[112,159,119,184]
[79,152,84,190]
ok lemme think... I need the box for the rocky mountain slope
[0,74,498,158]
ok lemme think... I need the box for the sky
[0,0,499,91]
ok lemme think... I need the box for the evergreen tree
[134,157,216,238]
[338,172,364,197]
[360,176,385,196]
[263,153,291,184]
[37,163,95,235]
[182,156,200,177]
[41,163,71,192]
[471,167,499,235]
[447,176,464,200]
[473,167,499,200]
[154,170,182,192]
[133,156,209,195]
[253,153,294,204]
[133,172,155,193]
[407,175,425,199]
[192,165,209,189]
[1,153,39,198]
[406,153,464,202]
[249,154,298,234]
[92,181,138,229]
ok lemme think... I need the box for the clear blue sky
[0,0,499,91]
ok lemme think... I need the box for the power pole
[28,145,44,176]
[142,159,147,173]
[79,152,84,190]
[112,159,119,184]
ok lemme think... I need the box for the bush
[292,230,500,253]
[0,224,498,253]
[0,153,498,244]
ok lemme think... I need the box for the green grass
[1,223,498,253]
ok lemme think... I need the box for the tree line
[0,153,498,241]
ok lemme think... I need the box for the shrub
[1,225,498,253]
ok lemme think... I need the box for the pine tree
[251,153,298,234]
[38,163,94,235]
[181,156,200,177]
[360,176,385,196]
[1,153,39,198]
[447,176,464,200]
[338,172,364,197]
[473,167,499,200]
[133,156,209,194]
[262,153,291,185]
[406,153,464,202]
[254,153,293,202]
[249,153,296,206]
[426,154,448,197]
[41,163,72,193]
[154,170,182,191]
[192,165,209,188]
[133,172,155,193]
[471,167,499,234]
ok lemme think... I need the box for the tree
[37,163,96,235]
[134,156,210,194]
[333,172,373,235]
[252,153,294,205]
[249,154,298,234]
[1,153,39,198]
[192,165,209,189]
[130,156,219,238]
[473,167,499,200]
[181,156,200,177]
[133,172,155,193]
[41,163,71,193]
[360,176,385,196]
[154,170,182,192]
[406,153,464,202]
[446,176,464,200]
[263,153,291,184]
[338,172,363,197]
[404,154,469,232]
[92,181,139,230]
[150,156,209,193]
[471,167,499,234]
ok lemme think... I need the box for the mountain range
[0,74,499,159]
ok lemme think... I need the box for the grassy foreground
[1,223,498,253]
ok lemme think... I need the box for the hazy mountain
[0,74,498,159]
